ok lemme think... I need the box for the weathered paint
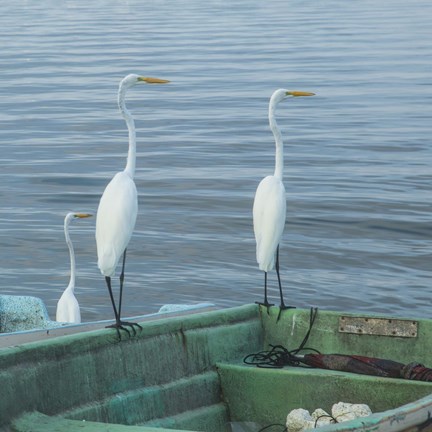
[218,364,432,427]
[0,304,261,431]
[13,411,194,432]
[1,304,432,432]
[261,307,431,364]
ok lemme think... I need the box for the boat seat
[12,411,191,432]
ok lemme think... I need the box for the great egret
[96,73,169,336]
[253,89,315,319]
[56,212,92,323]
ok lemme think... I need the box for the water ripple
[0,0,431,321]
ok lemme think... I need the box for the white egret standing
[253,89,315,319]
[56,212,92,323]
[96,74,169,336]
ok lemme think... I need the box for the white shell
[286,408,313,432]
[286,403,372,431]
[332,402,372,423]
[311,408,333,427]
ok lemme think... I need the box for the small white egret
[253,89,315,319]
[56,212,92,324]
[96,74,169,336]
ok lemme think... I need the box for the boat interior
[1,304,431,432]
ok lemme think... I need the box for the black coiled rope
[243,307,319,368]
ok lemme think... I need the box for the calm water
[0,0,431,322]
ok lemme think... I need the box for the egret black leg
[256,272,274,314]
[118,249,127,319]
[105,276,119,322]
[116,249,142,335]
[104,276,129,338]
[275,245,295,322]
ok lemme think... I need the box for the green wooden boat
[1,304,431,432]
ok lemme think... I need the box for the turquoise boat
[1,304,431,432]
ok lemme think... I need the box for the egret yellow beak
[286,91,315,97]
[75,213,92,219]
[138,77,170,84]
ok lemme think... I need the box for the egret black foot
[255,300,275,314]
[106,321,142,339]
[120,321,142,335]
[276,304,296,322]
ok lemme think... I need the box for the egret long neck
[119,86,136,178]
[64,222,75,292]
[269,102,284,179]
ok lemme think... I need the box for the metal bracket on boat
[338,316,418,338]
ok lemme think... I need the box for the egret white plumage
[253,89,315,319]
[56,212,92,323]
[96,74,169,336]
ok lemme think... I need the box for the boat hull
[0,305,431,432]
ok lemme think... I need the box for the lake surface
[1,0,431,322]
